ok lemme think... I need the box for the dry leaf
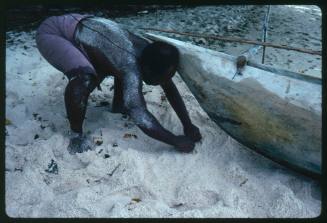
[5,119,12,125]
[132,198,141,203]
[123,133,137,139]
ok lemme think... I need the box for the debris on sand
[45,159,58,174]
[5,118,12,125]
[239,178,248,187]
[93,136,103,146]
[108,163,121,177]
[123,133,138,139]
[104,154,110,159]
[95,101,110,107]
[131,198,142,203]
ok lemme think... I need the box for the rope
[139,28,322,56]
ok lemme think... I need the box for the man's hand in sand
[184,124,202,142]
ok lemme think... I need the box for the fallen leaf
[239,178,248,187]
[5,119,12,125]
[172,203,184,208]
[132,198,141,203]
[123,133,138,139]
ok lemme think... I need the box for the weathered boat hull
[146,33,322,176]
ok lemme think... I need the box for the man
[36,13,202,154]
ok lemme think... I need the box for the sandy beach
[5,5,321,218]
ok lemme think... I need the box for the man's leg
[64,73,98,133]
[111,76,127,114]
[36,23,100,154]
[64,72,104,154]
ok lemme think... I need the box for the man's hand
[173,135,195,153]
[184,124,202,142]
[161,80,202,143]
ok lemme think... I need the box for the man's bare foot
[67,132,94,154]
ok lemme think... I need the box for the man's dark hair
[140,41,179,83]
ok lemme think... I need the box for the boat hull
[146,33,322,176]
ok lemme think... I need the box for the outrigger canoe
[145,33,322,177]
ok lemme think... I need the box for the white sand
[5,5,321,218]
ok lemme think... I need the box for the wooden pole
[261,5,271,64]
[139,27,322,56]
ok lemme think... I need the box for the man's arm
[161,79,192,127]
[122,71,194,151]
[161,79,202,142]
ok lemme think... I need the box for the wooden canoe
[145,33,322,177]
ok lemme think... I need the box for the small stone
[14,168,23,172]
[195,38,207,45]
[95,139,103,146]
[104,154,110,159]
[34,134,39,140]
[93,135,103,146]
[112,143,118,147]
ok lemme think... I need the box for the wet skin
[65,17,201,153]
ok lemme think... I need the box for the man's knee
[68,72,97,90]
[64,73,97,104]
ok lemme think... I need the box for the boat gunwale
[145,33,322,85]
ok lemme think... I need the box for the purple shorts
[36,14,95,79]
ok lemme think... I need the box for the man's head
[139,41,179,85]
